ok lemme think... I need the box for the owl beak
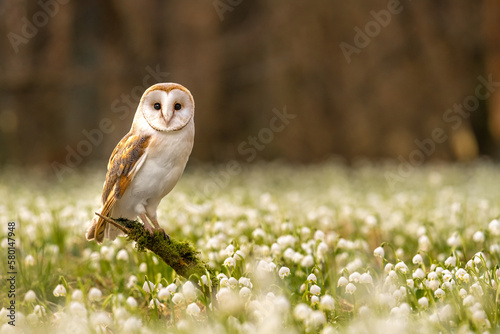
[163,109,174,127]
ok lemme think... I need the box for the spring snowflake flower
[444,256,456,267]
[225,244,235,256]
[227,277,238,289]
[139,262,147,272]
[239,287,251,298]
[183,281,197,301]
[307,273,317,283]
[310,284,321,296]
[34,305,46,318]
[166,283,177,295]
[172,293,185,305]
[223,256,236,267]
[53,284,66,297]
[434,288,445,300]
[301,255,314,268]
[463,295,474,306]
[158,288,171,301]
[412,254,423,265]
[395,261,409,274]
[349,272,360,282]
[447,233,461,247]
[406,279,414,289]
[186,303,201,317]
[314,230,325,241]
[418,235,431,251]
[235,250,245,260]
[199,275,209,286]
[470,282,483,296]
[418,297,429,308]
[310,295,319,306]
[126,296,138,308]
[142,281,156,294]
[384,263,393,274]
[455,268,470,283]
[71,289,83,301]
[25,255,35,266]
[88,288,102,302]
[279,267,291,279]
[24,290,36,302]
[373,247,384,258]
[69,301,87,317]
[149,298,161,309]
[123,317,142,331]
[345,283,356,294]
[316,242,328,259]
[116,249,129,261]
[359,273,373,284]
[293,303,312,321]
[413,268,425,279]
[220,277,229,287]
[472,231,485,243]
[337,277,348,287]
[489,219,500,235]
[239,277,253,289]
[320,295,335,311]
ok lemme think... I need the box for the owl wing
[92,132,151,241]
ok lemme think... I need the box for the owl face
[134,83,194,132]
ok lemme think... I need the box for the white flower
[239,287,251,298]
[220,277,229,287]
[337,277,348,287]
[69,301,87,317]
[294,303,312,321]
[316,242,328,259]
[199,275,209,286]
[349,272,360,283]
[25,255,35,266]
[126,275,138,289]
[395,261,409,274]
[455,268,470,283]
[413,268,425,279]
[444,256,456,267]
[149,298,161,309]
[306,310,326,329]
[228,277,238,289]
[142,281,156,294]
[139,262,147,272]
[239,277,253,289]
[310,295,319,306]
[182,281,197,301]
[72,289,83,301]
[463,295,475,306]
[459,288,467,298]
[123,317,142,331]
[301,255,314,268]
[186,303,201,317]
[418,235,431,251]
[406,279,414,289]
[225,244,235,256]
[172,293,185,305]
[418,297,428,308]
[88,287,102,302]
[472,231,485,243]
[158,288,170,301]
[447,233,461,247]
[116,249,129,261]
[24,290,37,302]
[412,254,423,265]
[126,296,138,308]
[307,273,317,283]
[279,267,291,279]
[314,230,325,241]
[434,288,445,299]
[373,247,384,258]
[224,257,236,267]
[489,219,500,235]
[53,284,66,297]
[310,284,321,296]
[345,283,356,294]
[166,283,177,295]
[319,295,335,311]
[471,282,483,296]
[34,305,46,318]
[359,273,373,284]
[384,263,393,273]
[271,243,281,255]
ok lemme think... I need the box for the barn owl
[86,83,195,243]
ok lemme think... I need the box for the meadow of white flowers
[1,161,500,333]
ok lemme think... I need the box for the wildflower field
[1,161,500,333]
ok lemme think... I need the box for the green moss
[114,217,217,288]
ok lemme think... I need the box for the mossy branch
[95,213,218,291]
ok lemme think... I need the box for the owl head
[133,83,194,132]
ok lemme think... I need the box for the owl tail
[86,212,124,243]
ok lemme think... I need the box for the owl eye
[174,103,182,111]
[154,103,161,110]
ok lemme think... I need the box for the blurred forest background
[1,0,500,175]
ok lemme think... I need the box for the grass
[1,161,500,333]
